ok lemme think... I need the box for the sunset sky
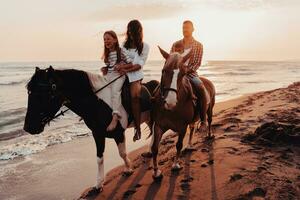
[0,0,299,62]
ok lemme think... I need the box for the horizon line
[0,59,299,64]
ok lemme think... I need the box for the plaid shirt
[171,37,203,71]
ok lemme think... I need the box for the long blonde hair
[103,30,121,64]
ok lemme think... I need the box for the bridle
[28,79,68,126]
[160,68,178,99]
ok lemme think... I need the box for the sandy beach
[78,82,300,200]
[1,0,300,199]
[1,82,299,200]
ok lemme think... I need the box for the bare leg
[130,81,142,141]
[106,114,119,131]
[117,138,133,175]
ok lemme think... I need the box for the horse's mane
[26,68,96,98]
[57,69,96,97]
[165,52,182,69]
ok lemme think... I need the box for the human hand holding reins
[115,64,127,75]
[101,67,108,75]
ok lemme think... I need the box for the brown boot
[189,76,209,127]
[131,96,141,142]
[197,84,209,123]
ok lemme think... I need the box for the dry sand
[79,82,300,200]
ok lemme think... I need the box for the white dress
[122,42,150,82]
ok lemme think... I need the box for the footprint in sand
[180,176,193,191]
[229,173,243,182]
[201,163,208,168]
[201,148,209,153]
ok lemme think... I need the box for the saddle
[121,77,156,123]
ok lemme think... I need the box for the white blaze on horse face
[165,69,179,109]
[96,156,104,189]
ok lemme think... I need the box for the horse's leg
[140,120,154,158]
[114,131,133,176]
[172,126,187,170]
[148,127,155,152]
[186,123,195,149]
[81,132,105,198]
[94,134,105,191]
[151,122,163,180]
[141,124,155,158]
[207,96,215,139]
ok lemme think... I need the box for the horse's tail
[142,80,159,139]
[146,120,154,139]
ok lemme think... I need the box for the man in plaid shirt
[170,20,209,130]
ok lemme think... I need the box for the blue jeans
[187,71,207,123]
[187,72,203,86]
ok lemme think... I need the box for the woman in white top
[101,31,131,131]
[115,20,150,141]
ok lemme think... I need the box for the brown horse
[150,47,216,180]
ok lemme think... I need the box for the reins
[43,74,124,125]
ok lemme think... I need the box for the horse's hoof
[122,169,133,177]
[141,152,153,158]
[184,146,196,152]
[205,135,215,140]
[198,123,208,133]
[133,130,141,142]
[80,186,103,198]
[171,163,183,171]
[152,173,163,182]
[152,169,163,181]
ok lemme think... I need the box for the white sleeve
[121,47,132,63]
[132,43,150,67]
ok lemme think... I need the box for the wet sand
[0,126,154,200]
[82,82,300,200]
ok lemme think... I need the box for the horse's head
[24,66,64,134]
[158,46,191,110]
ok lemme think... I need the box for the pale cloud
[200,0,300,10]
[86,0,300,23]
[87,2,187,22]
[0,0,300,61]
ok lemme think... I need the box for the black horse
[23,66,158,197]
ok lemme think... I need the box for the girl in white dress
[101,31,131,131]
[115,20,150,141]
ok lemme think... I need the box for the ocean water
[0,60,300,161]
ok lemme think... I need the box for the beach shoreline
[0,92,250,200]
[1,83,299,200]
